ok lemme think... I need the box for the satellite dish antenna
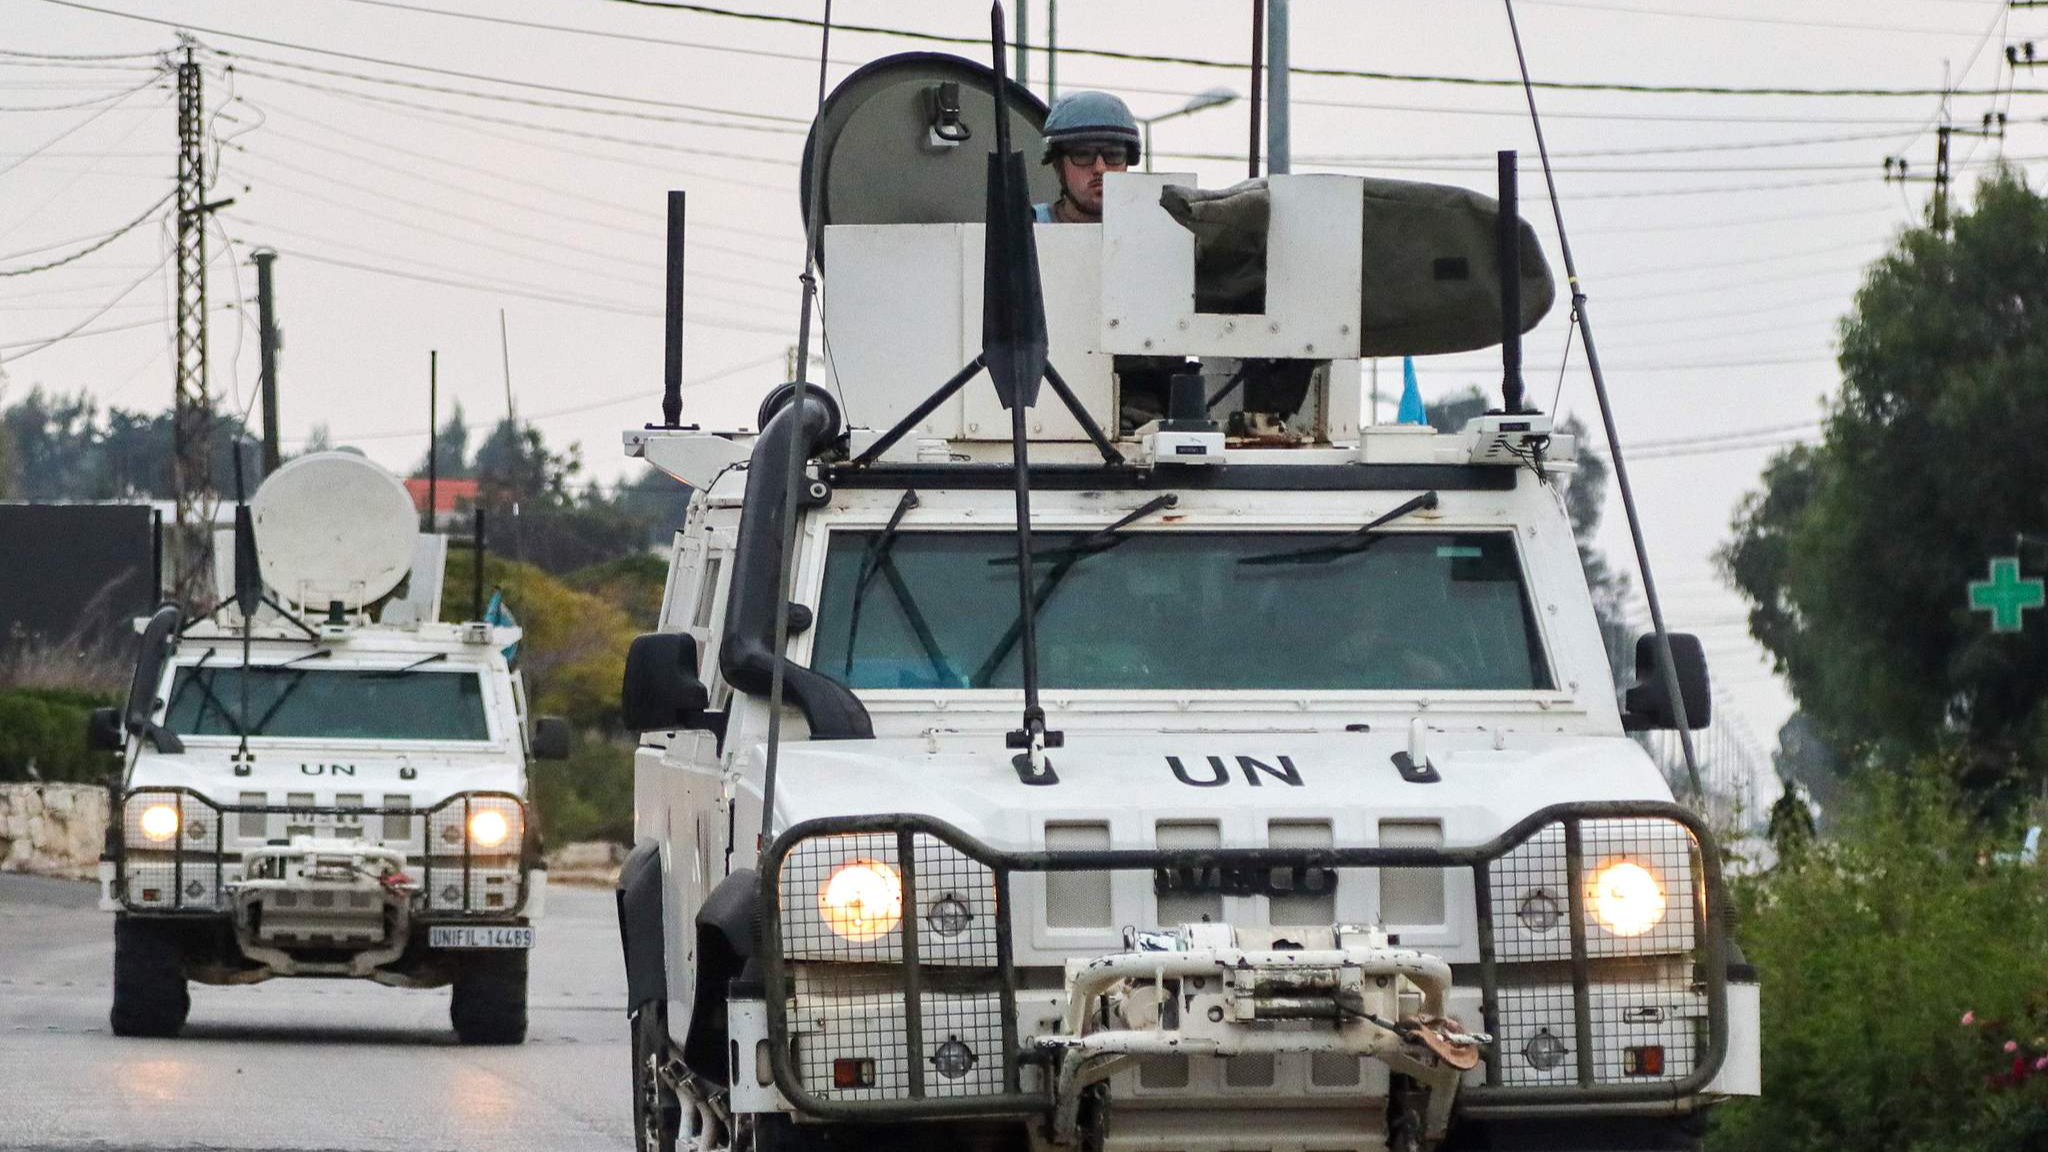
[799,52,1056,254]
[250,451,418,611]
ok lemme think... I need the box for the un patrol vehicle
[93,451,567,1042]
[615,42,1759,1152]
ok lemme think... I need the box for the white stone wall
[0,783,108,880]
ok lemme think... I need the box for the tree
[415,401,473,480]
[474,417,579,508]
[1722,171,2048,807]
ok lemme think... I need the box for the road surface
[0,871,631,1152]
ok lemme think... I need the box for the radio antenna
[1501,0,1700,799]
[759,0,835,854]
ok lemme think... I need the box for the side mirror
[622,632,715,733]
[531,716,572,761]
[86,707,125,752]
[1622,632,1710,732]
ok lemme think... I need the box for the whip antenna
[1502,0,1701,799]
[760,0,835,854]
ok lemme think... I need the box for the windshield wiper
[177,649,251,738]
[365,653,447,679]
[972,495,1179,685]
[987,494,1179,566]
[839,490,960,685]
[1237,490,1439,566]
[244,651,335,736]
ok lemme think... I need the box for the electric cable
[0,188,173,275]
[0,244,171,362]
[247,99,801,246]
[1517,0,1997,37]
[225,65,798,172]
[576,0,2048,97]
[212,49,806,135]
[29,1,809,123]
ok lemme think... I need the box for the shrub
[529,733,634,846]
[0,686,118,783]
[1707,767,2048,1152]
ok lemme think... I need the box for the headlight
[818,859,902,943]
[139,804,180,842]
[468,809,511,848]
[1588,859,1666,937]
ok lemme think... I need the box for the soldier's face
[1058,146,1128,215]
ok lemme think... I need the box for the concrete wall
[0,783,108,880]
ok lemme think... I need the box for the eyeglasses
[1059,146,1129,167]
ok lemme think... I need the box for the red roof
[403,477,479,515]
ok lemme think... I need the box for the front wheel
[632,1002,681,1152]
[450,950,528,1044]
[109,915,190,1038]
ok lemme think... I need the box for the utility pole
[1266,0,1291,174]
[171,36,233,602]
[252,249,280,476]
[426,350,438,533]
[1014,1,1028,92]
[1883,113,2005,234]
[1045,0,1058,100]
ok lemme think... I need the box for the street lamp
[1138,87,1240,173]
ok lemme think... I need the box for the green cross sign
[1969,556,2045,633]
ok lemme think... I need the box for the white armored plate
[250,451,418,610]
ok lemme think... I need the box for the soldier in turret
[1034,90,1140,224]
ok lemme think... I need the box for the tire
[450,950,528,1044]
[632,1002,681,1152]
[109,915,190,1038]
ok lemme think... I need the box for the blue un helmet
[1040,91,1141,167]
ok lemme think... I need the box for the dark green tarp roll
[1160,177,1556,358]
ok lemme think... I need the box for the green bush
[1707,768,2048,1152]
[0,686,118,783]
[530,733,635,847]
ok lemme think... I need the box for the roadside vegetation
[1708,171,2048,1150]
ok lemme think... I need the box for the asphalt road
[0,872,632,1152]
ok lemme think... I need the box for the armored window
[811,529,1552,692]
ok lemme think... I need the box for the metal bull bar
[757,800,1730,1124]
[113,785,534,917]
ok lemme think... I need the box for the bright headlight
[468,809,511,848]
[819,859,902,943]
[1588,860,1666,937]
[139,804,180,842]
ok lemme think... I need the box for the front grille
[759,801,1730,1121]
[116,787,529,916]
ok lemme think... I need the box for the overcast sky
[4,0,2034,776]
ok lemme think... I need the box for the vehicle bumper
[747,802,1752,1140]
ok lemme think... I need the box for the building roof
[402,476,479,515]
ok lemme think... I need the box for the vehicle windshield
[162,665,493,741]
[811,529,1552,691]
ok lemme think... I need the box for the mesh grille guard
[114,786,533,918]
[758,800,1730,1122]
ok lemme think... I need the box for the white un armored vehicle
[93,452,566,1042]
[616,45,1759,1152]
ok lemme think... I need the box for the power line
[0,46,162,61]
[250,100,801,247]
[1518,0,1996,37]
[0,189,171,275]
[226,65,798,174]
[212,49,805,135]
[0,70,163,179]
[268,246,793,333]
[576,0,2048,97]
[0,82,160,111]
[0,250,172,362]
[29,0,811,123]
